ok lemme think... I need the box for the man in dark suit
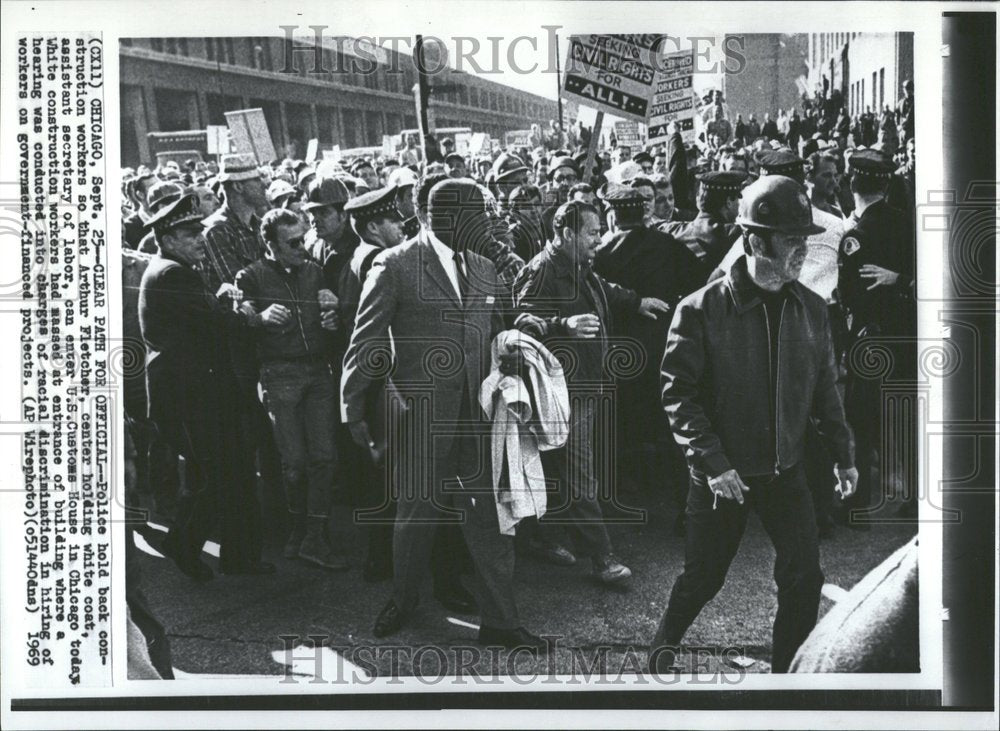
[138,194,286,581]
[340,179,541,651]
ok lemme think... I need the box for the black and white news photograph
[0,1,996,729]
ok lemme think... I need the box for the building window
[121,38,133,47]
[151,38,164,53]
[224,38,236,65]
[205,37,215,61]
[178,38,189,56]
[166,38,177,55]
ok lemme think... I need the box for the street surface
[132,486,918,681]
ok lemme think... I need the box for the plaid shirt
[202,204,265,290]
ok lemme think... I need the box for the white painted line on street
[446,616,480,630]
[822,583,849,602]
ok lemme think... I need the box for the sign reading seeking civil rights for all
[562,34,666,121]
[647,50,697,146]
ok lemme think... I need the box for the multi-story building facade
[723,34,810,121]
[806,33,914,117]
[120,36,559,167]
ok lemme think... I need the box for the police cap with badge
[144,192,205,236]
[753,149,806,179]
[697,170,750,195]
[598,183,647,212]
[841,149,896,258]
[343,185,402,227]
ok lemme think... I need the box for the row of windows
[849,67,887,116]
[812,32,861,69]
[123,37,554,121]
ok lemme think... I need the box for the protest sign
[562,34,665,121]
[224,108,278,164]
[647,50,697,145]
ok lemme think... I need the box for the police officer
[659,170,748,285]
[837,149,916,527]
[594,186,701,496]
[650,176,857,674]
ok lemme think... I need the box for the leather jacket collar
[726,254,804,314]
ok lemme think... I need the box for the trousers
[650,462,824,673]
[391,387,519,629]
[259,359,337,518]
[538,396,614,558]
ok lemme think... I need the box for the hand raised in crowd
[859,264,900,289]
[835,465,859,499]
[215,282,243,303]
[564,313,601,339]
[708,469,751,505]
[638,297,671,320]
[260,303,291,327]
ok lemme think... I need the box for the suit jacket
[340,232,505,463]
[138,253,255,430]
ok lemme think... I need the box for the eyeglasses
[553,173,578,184]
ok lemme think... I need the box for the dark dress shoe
[477,626,548,653]
[434,583,477,614]
[220,559,277,576]
[373,599,407,638]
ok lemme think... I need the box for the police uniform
[594,187,702,492]
[138,194,271,580]
[659,170,747,286]
[837,150,916,522]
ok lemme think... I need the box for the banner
[647,50,697,146]
[305,138,319,163]
[205,125,230,156]
[613,120,643,148]
[562,34,666,122]
[504,129,533,148]
[224,108,278,164]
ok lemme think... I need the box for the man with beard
[341,180,540,650]
[649,176,856,674]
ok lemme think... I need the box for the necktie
[453,251,471,303]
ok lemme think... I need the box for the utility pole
[413,34,433,162]
[555,33,563,128]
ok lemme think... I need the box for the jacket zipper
[763,298,786,476]
[280,275,310,355]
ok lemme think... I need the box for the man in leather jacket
[648,176,858,674]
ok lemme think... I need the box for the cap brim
[301,201,342,211]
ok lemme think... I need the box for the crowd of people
[123,80,917,676]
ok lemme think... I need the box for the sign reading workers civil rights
[562,34,666,122]
[647,50,697,146]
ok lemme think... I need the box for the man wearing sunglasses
[235,209,344,571]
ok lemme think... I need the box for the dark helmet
[736,176,824,236]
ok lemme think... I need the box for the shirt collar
[426,229,462,265]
